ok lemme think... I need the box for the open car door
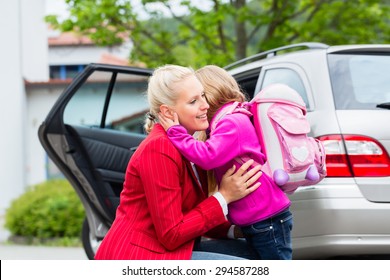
[38,63,153,259]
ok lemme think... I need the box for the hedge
[4,179,85,244]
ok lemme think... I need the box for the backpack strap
[209,102,239,132]
[209,101,252,132]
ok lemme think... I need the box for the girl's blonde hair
[144,64,195,134]
[195,65,248,195]
[195,65,247,122]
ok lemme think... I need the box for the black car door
[38,63,153,225]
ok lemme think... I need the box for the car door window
[232,69,262,99]
[63,71,110,127]
[106,74,149,134]
[63,71,149,133]
[261,68,309,107]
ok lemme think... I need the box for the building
[0,0,133,215]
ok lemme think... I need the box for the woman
[94,64,261,260]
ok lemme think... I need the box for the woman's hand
[158,112,180,131]
[219,159,262,204]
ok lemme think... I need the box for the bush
[4,179,85,243]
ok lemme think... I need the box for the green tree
[45,0,390,68]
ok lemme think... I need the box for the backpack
[210,83,327,194]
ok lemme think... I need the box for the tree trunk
[234,0,247,60]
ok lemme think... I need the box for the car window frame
[59,64,152,134]
[254,62,315,111]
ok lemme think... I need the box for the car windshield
[328,53,390,110]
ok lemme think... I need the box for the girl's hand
[158,112,180,131]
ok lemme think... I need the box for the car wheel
[81,217,102,260]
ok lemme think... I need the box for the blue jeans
[192,237,259,260]
[241,208,293,260]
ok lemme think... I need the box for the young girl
[159,65,293,260]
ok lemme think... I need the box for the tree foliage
[45,0,390,68]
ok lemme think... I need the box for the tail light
[318,134,390,177]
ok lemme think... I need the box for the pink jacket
[166,103,290,226]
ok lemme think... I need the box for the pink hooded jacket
[166,103,290,226]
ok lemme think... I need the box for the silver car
[39,43,390,259]
[227,43,390,259]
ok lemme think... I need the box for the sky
[45,0,212,19]
[44,0,177,19]
[45,0,68,18]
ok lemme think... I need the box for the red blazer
[95,124,231,260]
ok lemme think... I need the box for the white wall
[22,0,51,188]
[21,0,49,82]
[26,85,64,186]
[0,0,49,215]
[0,0,26,215]
[0,0,133,215]
[49,44,132,65]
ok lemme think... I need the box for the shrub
[4,179,85,242]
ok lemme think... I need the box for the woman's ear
[160,104,174,119]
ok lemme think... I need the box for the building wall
[0,0,65,237]
[0,0,26,214]
[0,0,133,215]
[21,0,49,82]
[49,44,132,65]
[26,84,66,186]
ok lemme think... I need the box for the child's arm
[159,112,241,170]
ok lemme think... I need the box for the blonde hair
[196,65,247,122]
[195,65,248,194]
[144,65,196,134]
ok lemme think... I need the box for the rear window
[328,53,390,109]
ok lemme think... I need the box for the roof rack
[224,42,329,70]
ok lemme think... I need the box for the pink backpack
[210,83,327,194]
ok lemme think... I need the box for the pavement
[0,215,88,260]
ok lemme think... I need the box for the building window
[50,65,86,80]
